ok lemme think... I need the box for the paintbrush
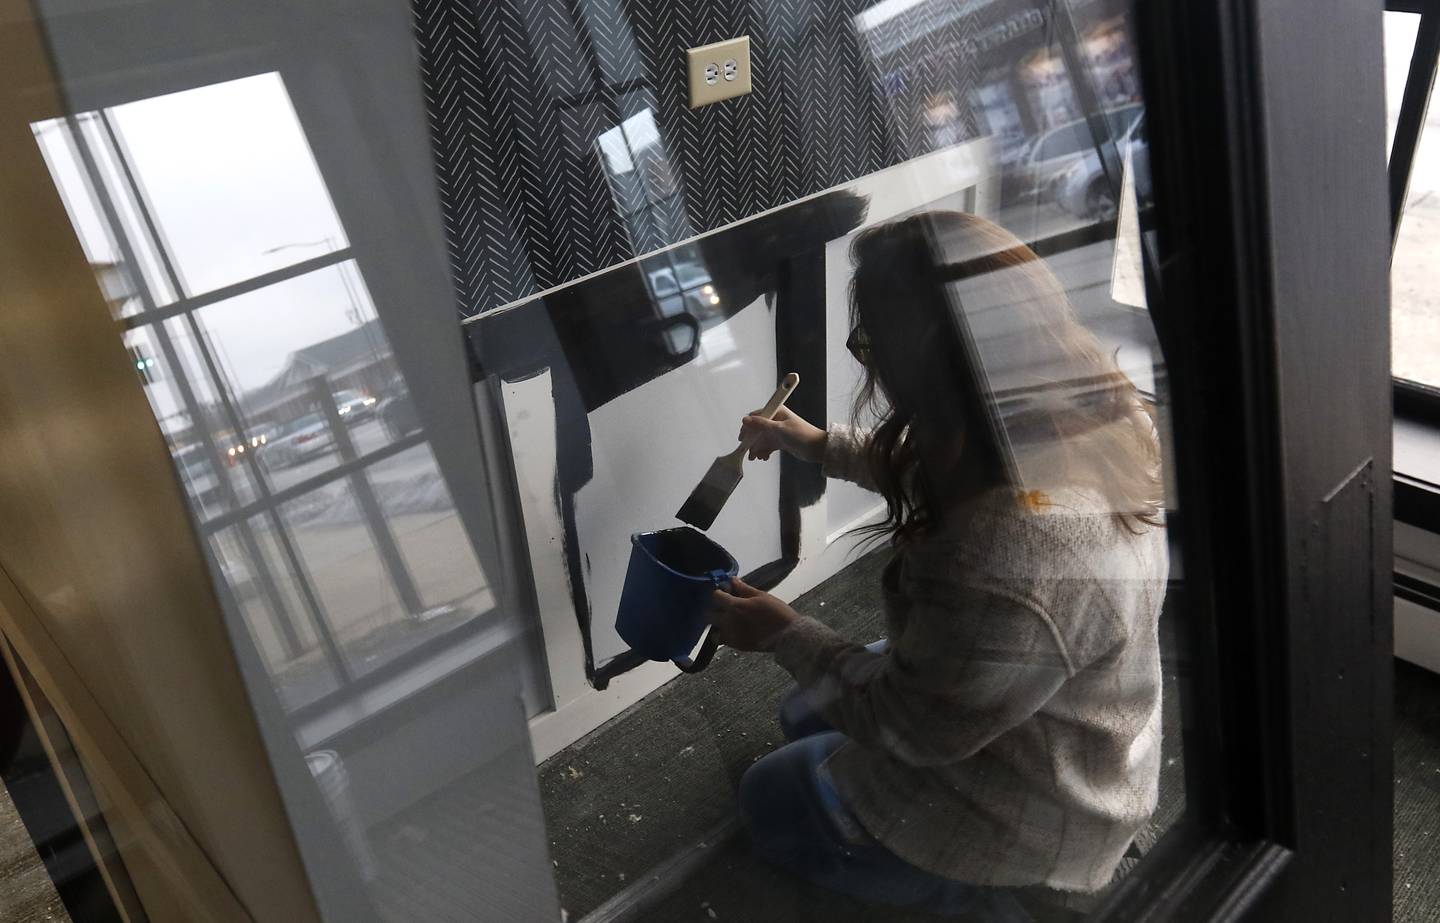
[676,372,800,531]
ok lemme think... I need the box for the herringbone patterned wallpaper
[412,0,986,317]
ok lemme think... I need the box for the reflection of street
[206,419,497,712]
[266,419,390,491]
[993,199,1160,391]
[233,503,493,711]
[210,419,428,502]
[993,198,1089,245]
[267,506,498,708]
[33,71,513,728]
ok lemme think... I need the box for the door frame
[1096,0,1393,919]
[1,0,1396,918]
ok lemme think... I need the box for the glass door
[0,0,1392,920]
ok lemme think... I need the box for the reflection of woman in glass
[710,212,1168,916]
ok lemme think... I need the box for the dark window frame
[1097,0,1393,917]
[41,93,504,725]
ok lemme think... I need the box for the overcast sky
[40,72,376,401]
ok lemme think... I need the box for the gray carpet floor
[538,550,898,921]
[1393,658,1440,923]
[0,557,1435,920]
[542,551,1440,923]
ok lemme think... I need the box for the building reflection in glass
[32,71,546,918]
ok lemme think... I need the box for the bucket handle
[673,570,731,673]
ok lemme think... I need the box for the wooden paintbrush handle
[734,373,799,455]
[756,372,800,421]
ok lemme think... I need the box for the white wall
[521,140,999,761]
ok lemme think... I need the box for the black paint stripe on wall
[464,189,867,686]
[412,0,992,317]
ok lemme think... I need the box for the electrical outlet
[687,36,752,109]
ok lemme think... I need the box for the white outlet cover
[687,36,752,109]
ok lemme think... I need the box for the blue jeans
[739,642,1033,920]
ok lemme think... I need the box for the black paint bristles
[675,373,799,531]
[675,456,744,531]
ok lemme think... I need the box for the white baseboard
[527,659,677,764]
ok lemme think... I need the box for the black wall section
[412,0,1003,316]
[466,192,865,686]
[772,248,829,565]
[467,192,866,412]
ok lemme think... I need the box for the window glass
[75,113,181,307]
[277,478,422,679]
[21,0,1199,919]
[490,1,1186,919]
[1038,121,1088,159]
[1106,103,1142,136]
[369,445,496,618]
[1386,11,1422,156]
[31,117,163,318]
[32,120,118,270]
[122,321,263,519]
[211,517,343,711]
[107,73,348,297]
[1385,10,1440,387]
[190,262,401,488]
[28,57,554,921]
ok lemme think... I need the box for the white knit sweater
[772,424,1169,892]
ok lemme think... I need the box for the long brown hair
[848,211,1163,544]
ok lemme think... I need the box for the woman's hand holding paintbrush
[707,405,825,652]
[676,373,803,530]
[737,406,827,463]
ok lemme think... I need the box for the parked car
[173,442,224,516]
[1007,104,1143,202]
[378,383,421,440]
[265,413,336,468]
[1052,114,1151,222]
[219,424,278,465]
[248,424,280,449]
[333,388,378,423]
[647,260,717,354]
[649,261,718,313]
[215,429,249,466]
[647,261,710,300]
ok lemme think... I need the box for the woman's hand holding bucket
[708,577,800,652]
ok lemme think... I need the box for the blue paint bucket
[616,526,738,671]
